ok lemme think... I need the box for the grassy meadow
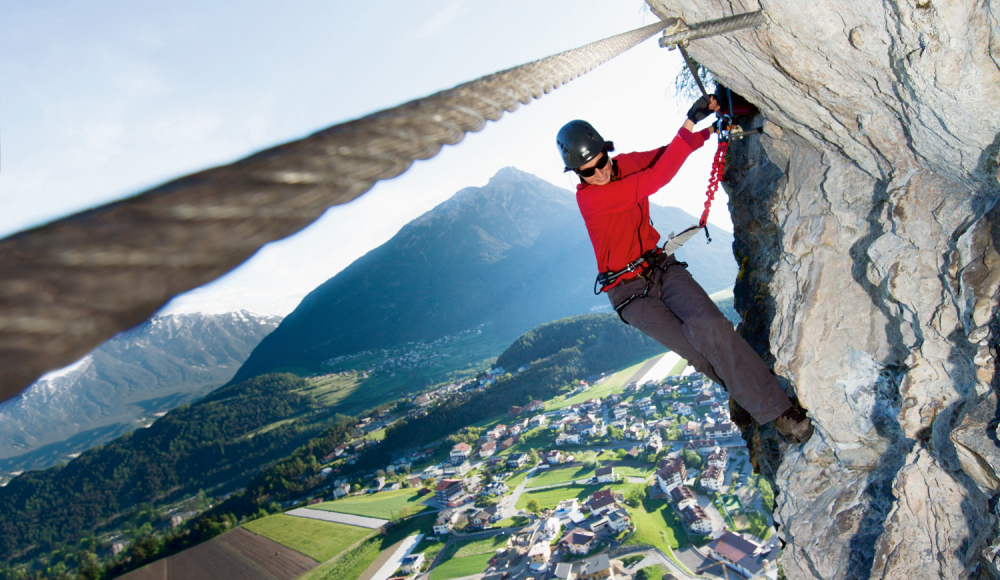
[241,514,373,561]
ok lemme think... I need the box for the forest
[0,373,327,562]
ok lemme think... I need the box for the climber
[556,96,813,443]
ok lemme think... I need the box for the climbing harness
[594,249,662,295]
[606,252,689,325]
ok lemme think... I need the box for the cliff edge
[645,0,1000,577]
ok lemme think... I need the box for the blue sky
[1,0,730,316]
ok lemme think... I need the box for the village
[294,355,783,580]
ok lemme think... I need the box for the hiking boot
[774,406,814,444]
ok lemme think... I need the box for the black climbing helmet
[556,120,612,171]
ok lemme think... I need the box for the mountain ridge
[233,166,737,383]
[0,310,281,475]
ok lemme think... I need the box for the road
[503,467,536,518]
[368,533,424,580]
[626,548,704,580]
[286,507,388,529]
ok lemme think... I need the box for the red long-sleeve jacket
[576,127,710,289]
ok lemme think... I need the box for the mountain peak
[488,166,535,185]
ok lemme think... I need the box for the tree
[376,469,386,479]
[526,499,541,514]
[615,449,628,460]
[682,449,702,469]
[527,448,540,465]
[476,495,499,508]
[625,487,645,507]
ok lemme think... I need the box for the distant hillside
[356,312,665,467]
[233,167,736,383]
[0,311,281,475]
[0,373,341,562]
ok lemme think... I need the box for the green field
[615,465,653,478]
[505,470,531,489]
[313,488,432,519]
[300,514,435,580]
[414,536,449,562]
[515,484,604,510]
[496,427,555,457]
[429,553,493,580]
[526,465,596,488]
[429,536,508,580]
[364,428,387,441]
[242,514,373,561]
[624,497,690,552]
[548,358,657,410]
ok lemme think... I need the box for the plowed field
[117,528,318,580]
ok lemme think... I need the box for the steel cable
[0,20,671,403]
[658,11,766,48]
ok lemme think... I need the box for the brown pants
[608,256,792,424]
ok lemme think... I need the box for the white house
[560,530,597,556]
[699,465,725,492]
[529,414,549,428]
[433,509,460,535]
[608,508,631,533]
[556,432,581,446]
[450,442,472,461]
[669,485,698,511]
[680,505,714,535]
[479,440,497,458]
[595,466,617,483]
[529,541,552,564]
[333,483,351,498]
[556,498,579,514]
[400,553,425,574]
[655,457,686,494]
[706,531,778,578]
[705,421,739,439]
[706,447,728,469]
[586,489,622,516]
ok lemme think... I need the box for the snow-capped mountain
[0,311,281,475]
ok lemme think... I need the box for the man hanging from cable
[556,91,813,443]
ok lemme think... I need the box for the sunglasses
[574,152,610,178]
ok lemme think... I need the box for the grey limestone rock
[645,0,1000,577]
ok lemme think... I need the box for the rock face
[646,0,1000,577]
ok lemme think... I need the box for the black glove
[686,96,712,123]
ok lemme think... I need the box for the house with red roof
[706,531,778,578]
